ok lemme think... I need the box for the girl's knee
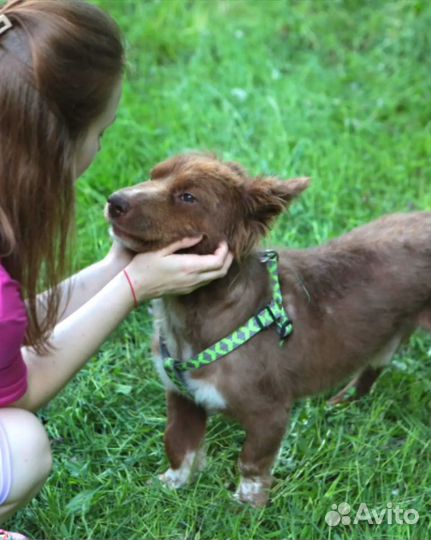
[0,408,52,503]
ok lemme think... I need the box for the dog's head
[106,153,309,259]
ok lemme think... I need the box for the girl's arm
[17,269,136,412]
[12,239,232,412]
[35,242,133,322]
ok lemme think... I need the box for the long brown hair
[0,0,124,352]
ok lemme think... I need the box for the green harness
[160,250,293,397]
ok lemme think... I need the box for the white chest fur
[152,299,227,412]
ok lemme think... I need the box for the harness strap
[161,250,292,396]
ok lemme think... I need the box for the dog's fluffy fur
[107,153,431,506]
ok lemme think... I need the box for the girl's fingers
[197,250,233,282]
[161,235,203,256]
[187,241,230,272]
[161,239,231,272]
[206,241,230,269]
[217,249,233,274]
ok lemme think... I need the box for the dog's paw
[234,477,270,508]
[158,450,206,490]
[158,468,189,489]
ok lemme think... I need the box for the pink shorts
[0,420,12,505]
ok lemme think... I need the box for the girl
[0,1,232,537]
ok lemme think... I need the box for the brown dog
[106,153,431,507]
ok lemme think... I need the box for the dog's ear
[231,176,310,259]
[244,176,310,229]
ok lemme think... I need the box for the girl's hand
[124,237,233,302]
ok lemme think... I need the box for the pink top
[0,263,28,406]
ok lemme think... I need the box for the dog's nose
[108,194,130,218]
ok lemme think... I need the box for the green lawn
[11,0,431,538]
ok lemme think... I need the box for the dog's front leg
[235,407,290,507]
[159,391,207,489]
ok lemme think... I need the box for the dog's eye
[179,193,197,203]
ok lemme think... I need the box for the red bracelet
[123,269,139,309]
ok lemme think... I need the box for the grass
[10,0,431,538]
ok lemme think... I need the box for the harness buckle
[276,319,293,339]
[259,249,279,263]
[0,15,13,36]
[266,304,292,339]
